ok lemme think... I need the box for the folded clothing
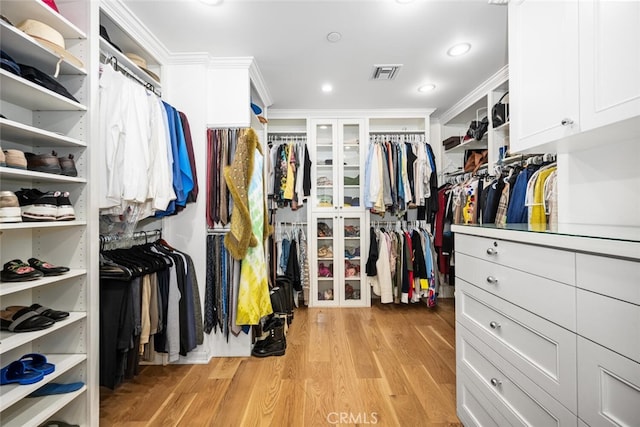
[18,63,79,103]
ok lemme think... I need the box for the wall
[558,136,640,227]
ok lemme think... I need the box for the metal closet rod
[100,52,161,97]
[99,228,162,250]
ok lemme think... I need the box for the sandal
[5,303,69,322]
[27,381,84,397]
[0,308,55,332]
[0,360,44,385]
[19,353,55,375]
[28,258,70,276]
[0,259,44,282]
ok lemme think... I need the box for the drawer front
[457,325,577,427]
[456,234,576,285]
[457,252,577,331]
[578,337,640,427]
[577,288,640,363]
[457,370,511,427]
[576,253,640,305]
[457,279,577,412]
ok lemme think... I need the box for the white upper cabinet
[509,0,640,153]
[579,1,640,131]
[508,0,580,152]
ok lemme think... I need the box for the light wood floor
[100,299,462,426]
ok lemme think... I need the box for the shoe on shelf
[0,360,44,385]
[20,190,58,221]
[4,149,27,169]
[55,191,76,221]
[58,154,77,177]
[28,258,70,276]
[0,191,22,223]
[1,259,44,282]
[0,147,5,166]
[5,303,69,321]
[317,263,333,277]
[25,151,62,174]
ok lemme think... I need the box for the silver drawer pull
[489,321,501,329]
[486,248,498,255]
[486,276,498,284]
[490,378,502,387]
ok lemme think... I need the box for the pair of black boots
[251,315,286,358]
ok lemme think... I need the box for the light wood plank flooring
[100,299,462,426]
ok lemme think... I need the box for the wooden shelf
[0,220,86,232]
[0,270,86,297]
[1,386,86,427]
[0,70,86,111]
[0,312,86,355]
[445,136,488,153]
[0,167,86,183]
[0,21,86,76]
[0,353,86,411]
[0,0,86,39]
[0,118,86,148]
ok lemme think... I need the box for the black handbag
[467,116,489,141]
[492,91,509,128]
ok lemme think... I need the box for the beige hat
[125,53,160,83]
[17,19,84,69]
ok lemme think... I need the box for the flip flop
[0,360,44,385]
[0,308,55,332]
[27,381,84,397]
[19,353,55,375]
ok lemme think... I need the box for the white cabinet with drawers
[453,226,640,427]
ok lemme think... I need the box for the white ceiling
[122,0,508,117]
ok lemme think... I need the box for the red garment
[435,187,450,274]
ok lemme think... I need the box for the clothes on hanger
[367,223,439,307]
[98,62,197,223]
[266,137,311,211]
[206,128,238,228]
[272,223,309,305]
[99,238,202,389]
[364,136,438,222]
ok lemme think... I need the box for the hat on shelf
[17,19,84,69]
[124,53,160,83]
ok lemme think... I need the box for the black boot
[252,317,286,357]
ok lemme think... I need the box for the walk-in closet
[1,1,638,426]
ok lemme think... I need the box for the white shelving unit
[0,0,97,425]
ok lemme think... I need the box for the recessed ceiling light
[327,32,342,43]
[322,84,333,93]
[418,84,436,93]
[447,43,471,57]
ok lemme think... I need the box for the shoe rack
[0,0,97,425]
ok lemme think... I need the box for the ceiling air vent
[371,64,402,80]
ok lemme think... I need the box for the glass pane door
[342,216,363,303]
[342,123,361,209]
[315,122,335,209]
[316,216,336,302]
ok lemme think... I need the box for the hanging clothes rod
[100,52,161,97]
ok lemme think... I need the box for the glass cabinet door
[315,216,336,304]
[314,122,336,210]
[341,215,364,305]
[341,122,361,210]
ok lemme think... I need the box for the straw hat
[17,19,83,69]
[125,53,160,83]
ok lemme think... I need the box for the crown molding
[100,0,171,63]
[166,52,211,66]
[268,108,436,119]
[438,64,509,125]
[249,59,273,108]
[208,57,255,69]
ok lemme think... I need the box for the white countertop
[451,223,640,260]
